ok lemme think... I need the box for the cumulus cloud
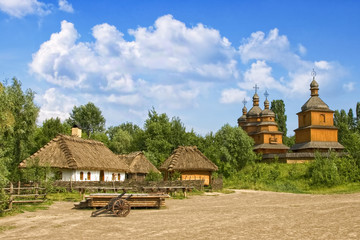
[0,0,51,18]
[58,0,73,13]
[35,88,77,123]
[234,28,342,97]
[343,82,355,92]
[220,88,248,104]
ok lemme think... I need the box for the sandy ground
[0,190,360,240]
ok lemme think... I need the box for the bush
[145,171,163,181]
[307,152,340,187]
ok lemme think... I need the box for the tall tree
[213,124,256,177]
[270,100,287,136]
[31,118,71,154]
[67,102,105,137]
[1,78,39,180]
[348,108,356,131]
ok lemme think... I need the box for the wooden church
[238,86,289,154]
[238,70,344,163]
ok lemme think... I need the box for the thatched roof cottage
[118,152,160,181]
[159,146,218,186]
[19,128,129,181]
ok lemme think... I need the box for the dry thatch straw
[159,146,218,172]
[19,134,129,172]
[118,152,159,174]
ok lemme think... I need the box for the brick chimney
[71,125,82,138]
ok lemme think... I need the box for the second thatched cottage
[159,146,218,186]
[118,151,160,181]
[19,127,129,181]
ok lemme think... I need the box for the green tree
[107,128,133,154]
[31,118,70,154]
[270,100,287,136]
[348,108,356,131]
[143,108,173,166]
[67,102,105,137]
[2,78,39,180]
[212,124,256,177]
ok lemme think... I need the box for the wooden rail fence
[2,182,47,210]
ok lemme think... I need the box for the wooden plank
[11,194,46,198]
[11,200,45,203]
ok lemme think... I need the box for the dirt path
[1,190,360,239]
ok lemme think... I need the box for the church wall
[310,128,338,142]
[259,125,278,132]
[310,112,334,126]
[295,128,311,143]
[298,112,311,127]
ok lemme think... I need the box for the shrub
[145,171,163,181]
[307,152,340,187]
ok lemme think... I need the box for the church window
[320,114,325,123]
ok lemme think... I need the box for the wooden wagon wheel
[112,199,131,217]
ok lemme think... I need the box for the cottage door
[100,170,104,181]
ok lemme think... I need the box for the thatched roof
[19,135,129,172]
[118,152,159,174]
[159,146,218,172]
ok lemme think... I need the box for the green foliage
[270,99,287,136]
[145,171,163,181]
[283,135,295,147]
[212,124,256,177]
[21,157,51,182]
[67,102,105,137]
[31,118,70,154]
[169,171,182,181]
[307,152,340,187]
[0,78,39,181]
[107,128,132,154]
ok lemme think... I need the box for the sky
[0,0,359,136]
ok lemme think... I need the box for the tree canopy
[67,102,105,137]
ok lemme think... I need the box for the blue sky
[0,0,359,136]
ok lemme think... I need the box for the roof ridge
[58,136,78,168]
[168,146,183,171]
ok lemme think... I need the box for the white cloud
[343,82,355,92]
[0,0,51,18]
[35,88,77,123]
[298,44,307,55]
[220,88,248,104]
[58,0,73,13]
[106,94,142,106]
[241,60,287,93]
[236,28,343,97]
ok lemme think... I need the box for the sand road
[0,190,360,239]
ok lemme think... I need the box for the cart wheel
[112,199,131,217]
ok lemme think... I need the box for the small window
[320,114,325,123]
[80,172,84,181]
[112,173,115,181]
[87,172,91,181]
[118,173,121,181]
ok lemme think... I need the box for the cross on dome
[253,84,259,94]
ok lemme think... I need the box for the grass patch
[47,192,83,202]
[0,225,16,232]
[0,201,52,218]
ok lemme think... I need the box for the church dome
[301,96,330,111]
[247,106,262,117]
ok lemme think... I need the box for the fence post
[35,182,39,195]
[17,181,21,195]
[9,182,13,195]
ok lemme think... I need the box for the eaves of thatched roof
[118,152,159,174]
[19,135,129,172]
[159,146,218,172]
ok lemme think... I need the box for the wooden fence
[2,182,47,210]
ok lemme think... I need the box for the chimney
[71,124,82,138]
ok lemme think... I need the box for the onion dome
[260,91,275,117]
[301,70,331,111]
